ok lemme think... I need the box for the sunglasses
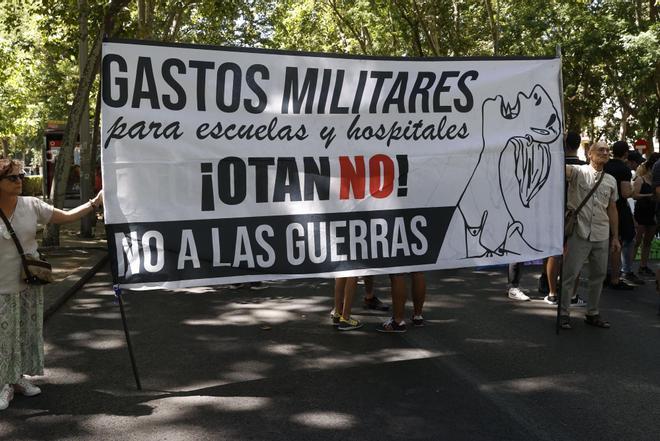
[0,174,25,182]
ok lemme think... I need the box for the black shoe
[584,314,611,328]
[608,281,635,291]
[570,296,587,307]
[638,266,655,278]
[364,296,390,311]
[622,272,645,286]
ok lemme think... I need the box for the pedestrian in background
[561,142,618,329]
[542,131,586,306]
[378,272,426,333]
[507,262,530,301]
[332,277,363,331]
[0,158,104,411]
[361,275,389,311]
[632,153,660,278]
[603,141,639,289]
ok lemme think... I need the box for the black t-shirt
[604,158,636,239]
[565,155,586,165]
[603,159,632,204]
[564,155,586,201]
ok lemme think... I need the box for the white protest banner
[101,39,564,290]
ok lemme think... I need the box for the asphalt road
[2,263,660,441]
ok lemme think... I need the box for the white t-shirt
[0,197,54,293]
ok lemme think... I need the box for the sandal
[584,314,610,328]
[560,316,572,330]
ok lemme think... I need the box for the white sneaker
[508,287,530,301]
[0,384,13,410]
[14,378,41,397]
[543,294,558,305]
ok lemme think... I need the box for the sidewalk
[38,219,109,320]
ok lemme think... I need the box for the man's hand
[610,237,621,254]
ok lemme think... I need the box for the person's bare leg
[363,275,375,299]
[334,278,345,315]
[389,274,407,323]
[340,277,358,319]
[547,255,560,295]
[640,225,656,269]
[633,226,644,268]
[411,272,426,316]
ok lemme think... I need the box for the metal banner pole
[556,44,566,335]
[114,284,142,390]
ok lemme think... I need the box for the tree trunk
[79,0,94,238]
[635,0,643,27]
[620,108,629,140]
[138,0,146,38]
[42,0,130,246]
[483,0,498,55]
[411,0,439,56]
[145,0,154,38]
[90,82,102,228]
[1,138,8,158]
[651,0,658,22]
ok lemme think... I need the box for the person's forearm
[608,206,619,238]
[50,200,99,224]
[609,218,618,238]
[50,191,103,224]
[68,201,97,219]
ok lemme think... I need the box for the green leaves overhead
[0,0,658,160]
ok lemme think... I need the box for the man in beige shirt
[561,142,620,329]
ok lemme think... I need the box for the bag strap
[0,208,34,280]
[572,171,606,216]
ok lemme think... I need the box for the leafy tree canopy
[1,0,658,161]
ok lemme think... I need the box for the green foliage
[22,175,43,196]
[0,0,99,161]
[269,0,659,146]
[269,0,496,56]
[1,0,657,164]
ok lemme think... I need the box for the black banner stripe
[106,207,455,285]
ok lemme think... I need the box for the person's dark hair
[627,149,644,166]
[611,140,629,158]
[646,152,660,171]
[564,132,581,151]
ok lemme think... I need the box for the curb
[44,251,109,321]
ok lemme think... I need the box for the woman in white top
[0,158,103,411]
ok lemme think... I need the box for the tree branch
[325,0,370,54]
[483,0,498,55]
